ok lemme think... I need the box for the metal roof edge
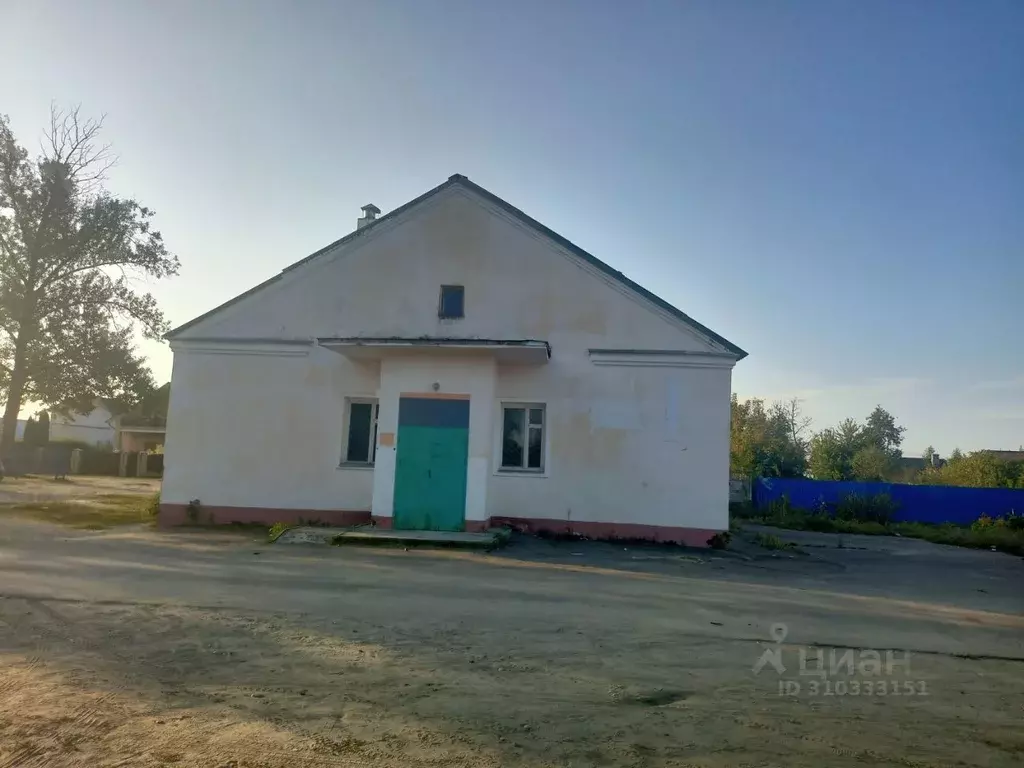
[457,176,747,360]
[164,177,464,339]
[589,348,739,359]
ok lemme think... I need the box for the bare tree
[0,106,178,452]
[769,397,812,449]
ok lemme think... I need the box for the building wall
[163,185,738,538]
[163,345,729,536]
[162,343,379,523]
[50,406,116,447]
[119,430,166,453]
[174,188,721,353]
[370,355,497,525]
[490,352,731,533]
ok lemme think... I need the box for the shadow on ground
[0,519,1021,766]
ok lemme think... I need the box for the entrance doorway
[392,396,469,531]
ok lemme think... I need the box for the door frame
[392,393,471,531]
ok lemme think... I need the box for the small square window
[438,285,465,319]
[500,403,545,472]
[343,399,378,464]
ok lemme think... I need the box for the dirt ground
[0,516,1020,767]
[0,475,160,504]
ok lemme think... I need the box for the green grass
[0,494,158,530]
[889,521,1024,554]
[752,531,799,551]
[737,504,1024,556]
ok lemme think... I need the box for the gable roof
[166,175,747,359]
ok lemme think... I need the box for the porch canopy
[317,337,550,364]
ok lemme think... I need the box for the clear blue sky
[2,0,1021,454]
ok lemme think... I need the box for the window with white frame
[343,399,378,464]
[500,404,545,471]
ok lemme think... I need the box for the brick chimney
[357,203,380,229]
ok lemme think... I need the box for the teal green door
[392,397,470,531]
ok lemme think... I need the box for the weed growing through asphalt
[752,532,798,551]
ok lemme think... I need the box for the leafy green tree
[22,415,37,444]
[808,428,851,480]
[0,108,177,452]
[836,418,863,448]
[809,406,905,481]
[140,382,170,418]
[930,451,1024,489]
[809,419,863,480]
[730,395,808,478]
[35,410,49,444]
[851,445,893,482]
[862,405,906,460]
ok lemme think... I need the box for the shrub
[972,512,1024,532]
[707,531,732,549]
[749,495,1024,556]
[835,493,898,525]
[1004,511,1024,531]
[894,521,1024,557]
[762,495,794,523]
[753,532,797,550]
[728,501,757,519]
[144,492,161,516]
[268,522,294,541]
[803,514,838,533]
[971,514,995,532]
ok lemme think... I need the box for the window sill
[495,468,548,478]
[337,462,375,471]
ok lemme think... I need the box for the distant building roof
[896,455,946,472]
[117,414,167,428]
[983,450,1024,462]
[897,457,929,471]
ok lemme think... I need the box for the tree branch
[45,104,116,189]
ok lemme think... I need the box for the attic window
[438,285,465,319]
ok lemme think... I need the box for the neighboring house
[894,453,946,479]
[160,175,746,544]
[42,403,166,452]
[985,449,1024,463]
[113,415,167,453]
[49,402,117,447]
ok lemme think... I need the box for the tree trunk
[0,337,28,457]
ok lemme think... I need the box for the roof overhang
[317,337,550,364]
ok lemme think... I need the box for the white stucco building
[49,402,117,447]
[161,175,746,545]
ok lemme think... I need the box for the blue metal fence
[753,477,1024,526]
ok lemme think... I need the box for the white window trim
[339,397,378,468]
[493,400,550,478]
